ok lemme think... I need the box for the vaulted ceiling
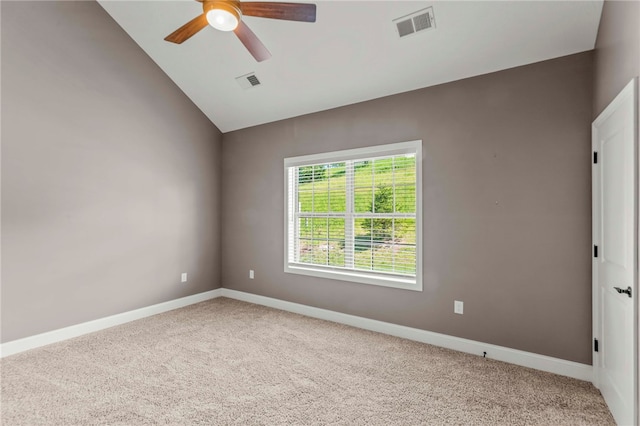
[98,1,603,132]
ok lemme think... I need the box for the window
[284,141,422,291]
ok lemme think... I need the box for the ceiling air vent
[235,72,261,90]
[393,7,436,38]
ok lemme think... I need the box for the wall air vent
[235,72,261,90]
[393,6,436,38]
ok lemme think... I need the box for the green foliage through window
[288,149,418,279]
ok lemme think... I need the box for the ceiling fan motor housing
[203,0,243,22]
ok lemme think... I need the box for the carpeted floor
[1,297,614,425]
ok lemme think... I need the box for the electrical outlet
[249,270,254,279]
[454,300,463,315]
[181,273,187,283]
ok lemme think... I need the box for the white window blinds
[285,141,422,290]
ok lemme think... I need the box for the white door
[592,78,638,426]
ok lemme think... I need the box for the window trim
[283,140,423,292]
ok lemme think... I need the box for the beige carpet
[1,297,614,425]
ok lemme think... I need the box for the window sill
[285,264,422,292]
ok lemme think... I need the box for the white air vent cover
[235,72,261,89]
[393,7,436,38]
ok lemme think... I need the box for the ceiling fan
[164,0,316,62]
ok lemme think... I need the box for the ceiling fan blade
[164,14,208,44]
[234,21,272,62]
[241,2,316,22]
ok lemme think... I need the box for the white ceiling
[98,0,603,133]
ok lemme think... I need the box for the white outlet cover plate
[249,270,254,279]
[181,273,187,283]
[454,300,463,315]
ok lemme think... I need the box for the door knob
[613,286,632,298]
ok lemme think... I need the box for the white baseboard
[1,286,593,384]
[220,288,593,383]
[0,289,223,358]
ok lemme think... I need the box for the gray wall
[593,0,640,117]
[1,1,222,343]
[222,52,594,364]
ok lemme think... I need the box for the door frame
[592,77,639,425]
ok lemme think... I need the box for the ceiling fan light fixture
[205,2,242,32]
[165,0,316,62]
